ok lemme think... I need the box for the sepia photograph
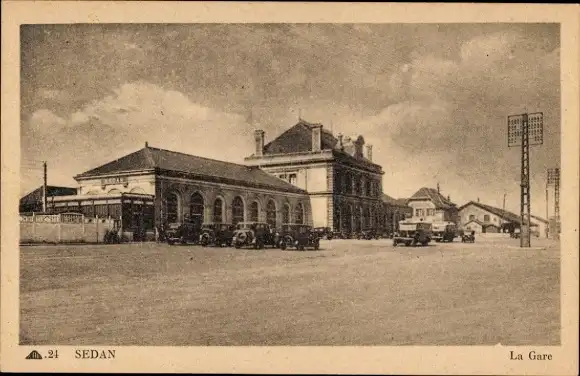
[2,2,578,375]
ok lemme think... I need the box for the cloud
[356,29,560,214]
[37,88,67,100]
[21,82,253,191]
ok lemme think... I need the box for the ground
[20,235,560,346]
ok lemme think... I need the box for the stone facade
[244,120,385,232]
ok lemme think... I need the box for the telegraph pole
[501,193,507,232]
[545,184,549,238]
[42,161,48,213]
[547,167,560,239]
[508,112,543,248]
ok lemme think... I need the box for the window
[266,200,277,227]
[190,193,204,222]
[415,209,424,217]
[426,209,435,216]
[289,173,297,186]
[366,180,372,197]
[344,173,352,194]
[469,214,475,221]
[335,172,342,193]
[213,198,224,223]
[294,203,304,224]
[108,188,121,195]
[281,204,290,224]
[232,196,244,225]
[249,201,260,222]
[484,214,490,222]
[166,192,180,223]
[364,207,371,228]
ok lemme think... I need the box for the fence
[20,212,118,244]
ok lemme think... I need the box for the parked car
[278,224,320,251]
[313,227,333,240]
[199,223,235,247]
[357,228,380,240]
[166,222,202,245]
[232,222,279,249]
[461,231,476,243]
[393,221,432,247]
[432,222,458,242]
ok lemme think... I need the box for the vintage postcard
[1,1,578,374]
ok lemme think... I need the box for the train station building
[44,142,312,241]
[244,119,385,232]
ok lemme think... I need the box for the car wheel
[314,243,320,250]
[234,243,241,249]
[393,240,398,246]
[280,241,287,250]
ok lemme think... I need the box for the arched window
[356,178,363,196]
[166,192,180,223]
[266,200,277,227]
[108,188,121,195]
[249,201,260,222]
[282,204,290,224]
[364,207,371,228]
[294,203,304,224]
[232,197,244,225]
[190,193,204,225]
[213,198,224,223]
[130,187,146,194]
[366,180,372,197]
[86,190,99,195]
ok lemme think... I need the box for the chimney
[366,144,373,161]
[311,124,322,153]
[437,183,440,194]
[477,197,480,203]
[254,130,265,157]
[337,133,344,150]
[447,195,450,202]
[145,141,149,148]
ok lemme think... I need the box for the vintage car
[166,222,202,245]
[393,221,432,247]
[232,222,279,249]
[357,228,381,240]
[313,227,333,240]
[461,231,476,243]
[431,222,458,242]
[199,223,235,247]
[278,224,320,251]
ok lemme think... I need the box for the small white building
[458,201,547,237]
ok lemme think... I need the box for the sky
[21,23,560,217]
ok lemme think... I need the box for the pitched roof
[20,186,77,204]
[75,146,307,195]
[261,120,338,155]
[458,201,524,224]
[382,194,409,207]
[408,187,456,209]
